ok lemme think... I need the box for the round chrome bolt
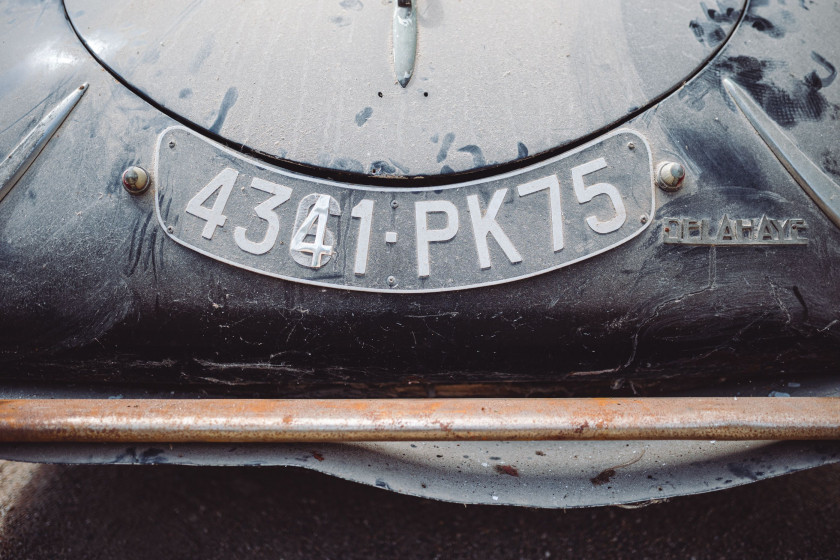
[656,161,686,191]
[387,275,397,286]
[122,166,150,195]
[390,200,399,209]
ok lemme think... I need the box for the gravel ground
[0,461,838,559]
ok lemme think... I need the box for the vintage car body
[0,0,838,507]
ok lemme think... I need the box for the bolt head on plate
[656,161,685,191]
[122,166,150,194]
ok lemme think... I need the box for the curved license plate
[155,127,654,293]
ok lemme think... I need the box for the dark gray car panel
[0,0,838,507]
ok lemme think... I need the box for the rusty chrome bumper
[0,397,837,442]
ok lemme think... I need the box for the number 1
[351,199,374,276]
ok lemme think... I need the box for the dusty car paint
[0,0,838,507]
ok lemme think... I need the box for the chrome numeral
[351,199,375,276]
[572,158,626,234]
[517,174,564,252]
[290,193,342,268]
[233,178,292,255]
[185,167,238,239]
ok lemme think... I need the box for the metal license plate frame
[154,126,654,293]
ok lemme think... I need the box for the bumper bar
[0,397,837,442]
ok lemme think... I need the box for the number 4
[185,168,238,239]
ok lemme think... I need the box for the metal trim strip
[0,397,837,442]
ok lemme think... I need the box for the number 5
[571,157,626,234]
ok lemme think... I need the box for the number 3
[571,157,626,234]
[234,178,292,255]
